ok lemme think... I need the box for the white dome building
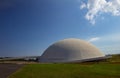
[39,38,105,63]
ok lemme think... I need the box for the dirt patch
[0,63,24,78]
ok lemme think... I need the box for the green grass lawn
[9,63,120,78]
[107,54,120,63]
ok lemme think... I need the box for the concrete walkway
[0,64,24,78]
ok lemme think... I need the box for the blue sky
[0,0,120,57]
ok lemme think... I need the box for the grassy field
[107,54,120,63]
[8,54,120,78]
[9,63,120,78]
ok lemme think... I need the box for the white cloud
[86,33,120,54]
[80,3,86,9]
[88,37,100,42]
[100,44,120,54]
[88,33,120,43]
[80,0,120,24]
[91,33,120,54]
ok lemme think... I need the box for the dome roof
[39,38,105,63]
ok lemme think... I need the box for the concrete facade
[39,38,105,63]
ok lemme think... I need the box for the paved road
[0,64,24,78]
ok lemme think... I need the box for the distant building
[39,38,105,63]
